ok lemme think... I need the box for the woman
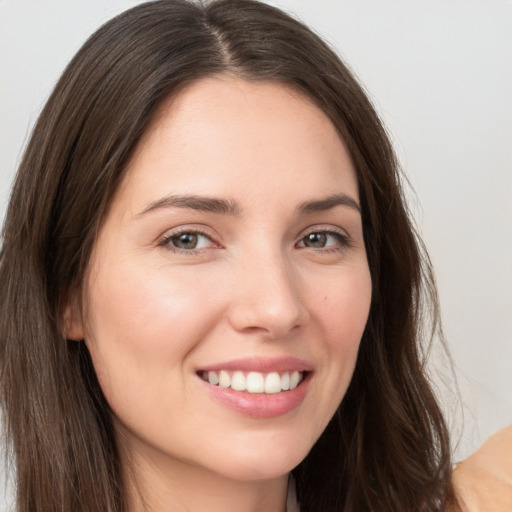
[0,0,455,510]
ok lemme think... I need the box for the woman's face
[69,77,371,484]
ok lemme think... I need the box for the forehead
[117,75,358,211]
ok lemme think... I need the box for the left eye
[165,232,213,250]
[297,231,346,249]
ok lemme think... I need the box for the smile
[200,370,305,394]
[197,357,313,418]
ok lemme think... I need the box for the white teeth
[208,371,219,385]
[218,370,230,388]
[231,371,246,391]
[290,370,300,390]
[202,370,305,393]
[281,372,290,390]
[246,372,265,393]
[264,372,281,394]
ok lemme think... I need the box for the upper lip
[198,356,314,374]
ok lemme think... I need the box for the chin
[208,433,311,482]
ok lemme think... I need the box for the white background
[1,0,511,508]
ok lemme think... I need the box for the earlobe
[62,292,85,341]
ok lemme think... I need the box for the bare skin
[67,76,371,511]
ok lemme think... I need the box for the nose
[226,251,309,340]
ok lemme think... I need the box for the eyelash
[158,227,217,254]
[296,228,353,253]
[158,227,353,254]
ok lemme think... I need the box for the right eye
[161,231,215,252]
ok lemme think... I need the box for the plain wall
[1,0,511,508]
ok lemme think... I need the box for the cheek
[316,264,372,348]
[284,262,371,446]
[81,263,222,403]
[87,263,212,345]
[312,264,371,394]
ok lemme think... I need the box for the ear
[62,290,85,341]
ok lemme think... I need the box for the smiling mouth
[198,370,306,394]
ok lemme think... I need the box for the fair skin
[67,76,372,512]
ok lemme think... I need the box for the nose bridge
[228,244,307,338]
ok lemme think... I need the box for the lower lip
[200,373,311,419]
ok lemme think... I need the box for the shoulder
[451,425,512,512]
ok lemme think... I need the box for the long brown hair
[0,1,454,510]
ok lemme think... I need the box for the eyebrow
[137,194,241,217]
[297,193,361,214]
[137,192,360,218]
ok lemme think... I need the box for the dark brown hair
[0,0,454,510]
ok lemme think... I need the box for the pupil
[175,233,198,249]
[306,233,326,248]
